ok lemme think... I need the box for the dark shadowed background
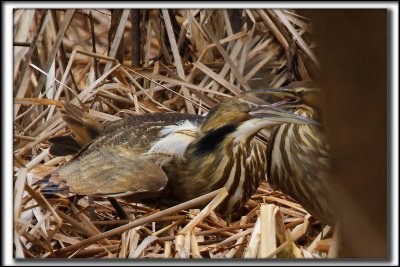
[303,9,388,258]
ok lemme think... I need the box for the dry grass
[13,9,335,259]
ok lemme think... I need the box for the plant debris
[13,9,335,259]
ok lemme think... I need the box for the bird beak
[249,103,319,125]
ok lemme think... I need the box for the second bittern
[249,81,336,225]
[45,98,315,216]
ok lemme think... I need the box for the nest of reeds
[13,9,336,259]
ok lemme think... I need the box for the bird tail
[33,173,70,194]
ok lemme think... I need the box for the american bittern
[154,98,316,215]
[44,98,315,216]
[250,81,336,225]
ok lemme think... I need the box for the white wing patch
[146,120,199,160]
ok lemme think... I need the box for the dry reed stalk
[13,8,330,259]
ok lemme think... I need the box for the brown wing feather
[52,146,168,198]
[50,101,203,157]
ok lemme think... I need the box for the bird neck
[171,126,267,214]
[230,118,278,143]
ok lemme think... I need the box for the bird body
[251,82,336,225]
[47,105,203,201]
[160,121,268,213]
[267,105,335,224]
[147,99,315,214]
[45,99,314,216]
[49,106,203,157]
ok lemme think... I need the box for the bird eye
[248,103,258,112]
[296,90,304,97]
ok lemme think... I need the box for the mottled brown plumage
[47,102,203,200]
[45,99,314,216]
[49,102,203,156]
[157,98,315,215]
[251,81,336,225]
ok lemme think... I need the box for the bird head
[200,98,254,132]
[200,97,318,134]
[244,81,321,111]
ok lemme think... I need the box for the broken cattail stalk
[55,188,226,256]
